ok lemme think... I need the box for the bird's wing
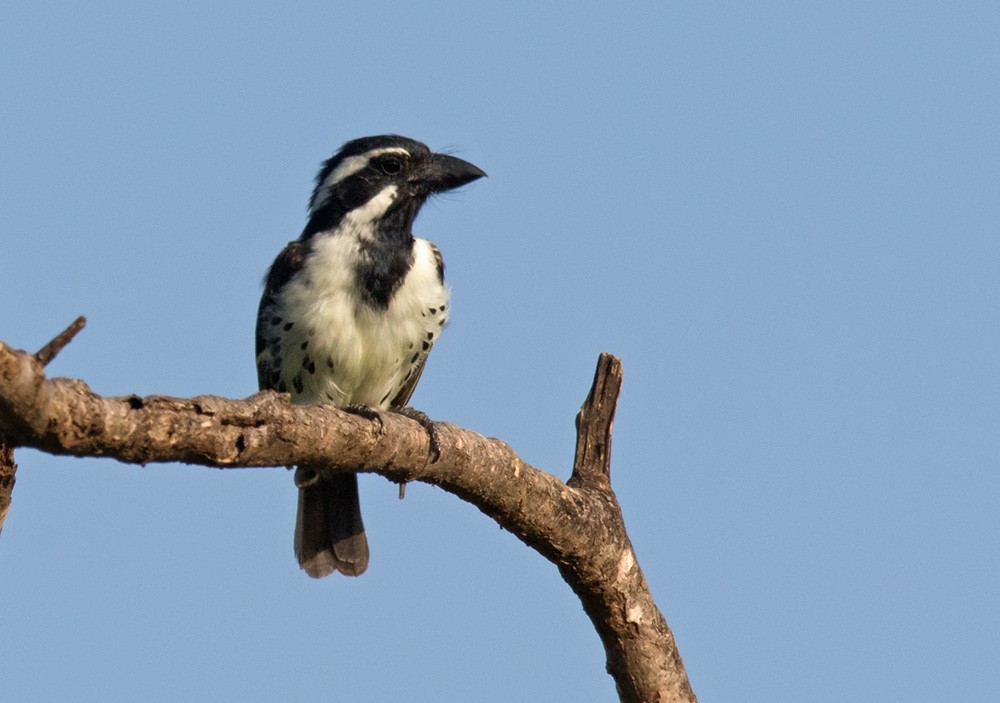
[390,355,428,409]
[256,240,309,390]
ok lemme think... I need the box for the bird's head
[304,135,485,238]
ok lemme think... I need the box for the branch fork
[0,322,696,703]
[0,316,86,534]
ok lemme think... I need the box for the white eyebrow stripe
[323,147,410,189]
[310,147,410,212]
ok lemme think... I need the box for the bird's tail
[294,467,369,577]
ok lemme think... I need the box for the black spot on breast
[422,341,430,351]
[269,370,281,386]
[307,359,316,375]
[300,340,309,350]
[278,380,288,393]
[327,357,335,370]
[411,352,419,364]
[438,319,446,327]
[428,307,437,314]
[440,303,446,311]
[270,316,283,326]
[302,355,311,369]
[283,322,295,331]
[426,332,434,340]
[293,375,304,394]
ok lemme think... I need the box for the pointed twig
[569,352,623,489]
[34,316,86,367]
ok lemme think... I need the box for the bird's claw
[343,404,385,434]
[394,406,442,463]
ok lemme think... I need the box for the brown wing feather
[263,239,310,298]
[390,355,428,409]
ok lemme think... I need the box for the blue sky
[2,2,997,701]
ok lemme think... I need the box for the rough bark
[0,326,697,703]
[0,441,14,535]
[0,316,87,534]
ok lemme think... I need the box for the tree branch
[0,316,88,534]
[0,334,696,702]
[570,352,623,489]
[0,441,14,535]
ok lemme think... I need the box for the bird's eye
[378,157,403,175]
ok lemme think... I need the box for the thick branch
[0,317,88,534]
[0,338,695,702]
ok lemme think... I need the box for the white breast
[270,233,449,409]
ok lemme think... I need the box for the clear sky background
[2,3,997,701]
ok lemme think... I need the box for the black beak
[416,153,487,194]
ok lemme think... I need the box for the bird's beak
[416,153,487,194]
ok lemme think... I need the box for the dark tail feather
[294,469,369,578]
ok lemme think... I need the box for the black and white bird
[256,135,485,578]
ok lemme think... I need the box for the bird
[255,135,485,578]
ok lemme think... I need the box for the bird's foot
[393,406,442,464]
[343,404,385,433]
